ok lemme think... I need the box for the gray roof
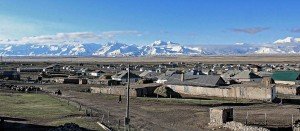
[165,74,225,87]
[91,70,104,73]
[221,70,242,78]
[165,70,177,76]
[232,71,261,79]
[44,64,60,69]
[112,70,140,79]
[139,71,158,78]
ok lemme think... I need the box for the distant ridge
[1,39,300,56]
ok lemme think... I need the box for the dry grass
[0,92,101,130]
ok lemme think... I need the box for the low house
[249,65,262,73]
[75,68,89,76]
[111,70,141,83]
[222,70,262,83]
[89,70,104,77]
[201,69,216,75]
[156,74,170,84]
[272,71,300,85]
[0,71,20,80]
[221,70,241,81]
[186,69,205,75]
[90,83,161,97]
[17,67,43,72]
[56,78,87,84]
[155,70,181,83]
[231,71,262,82]
[166,73,275,101]
[43,64,61,73]
[165,74,226,87]
[139,70,159,79]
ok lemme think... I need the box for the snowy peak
[274,37,300,44]
[93,42,140,56]
[2,39,300,56]
[152,40,168,46]
[143,40,201,55]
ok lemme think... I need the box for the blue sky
[0,0,300,45]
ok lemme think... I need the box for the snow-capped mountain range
[1,37,300,56]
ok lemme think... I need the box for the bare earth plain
[4,55,300,64]
[1,55,300,130]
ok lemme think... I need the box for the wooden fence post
[101,114,104,123]
[118,119,120,129]
[245,112,248,125]
[264,113,267,125]
[108,111,110,123]
[90,109,93,117]
[292,114,294,127]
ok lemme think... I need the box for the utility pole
[124,64,130,130]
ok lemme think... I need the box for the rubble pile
[0,84,41,92]
[49,123,83,131]
[224,121,269,131]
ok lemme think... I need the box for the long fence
[233,108,300,128]
[44,91,130,130]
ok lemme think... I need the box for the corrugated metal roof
[271,71,300,81]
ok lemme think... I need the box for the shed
[209,107,233,126]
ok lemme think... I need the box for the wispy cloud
[290,28,300,33]
[18,32,102,44]
[231,27,269,34]
[1,31,143,44]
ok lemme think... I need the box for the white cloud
[18,32,102,44]
[0,31,143,44]
[231,27,269,34]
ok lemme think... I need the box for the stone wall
[209,107,233,126]
[275,80,296,85]
[276,84,299,95]
[91,87,131,96]
[167,84,276,101]
[90,86,158,97]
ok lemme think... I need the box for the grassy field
[0,92,100,130]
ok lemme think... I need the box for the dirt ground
[35,84,300,131]
[4,55,300,64]
[1,81,300,130]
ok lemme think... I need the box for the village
[0,59,300,131]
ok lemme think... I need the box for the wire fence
[233,109,300,128]
[46,92,131,130]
